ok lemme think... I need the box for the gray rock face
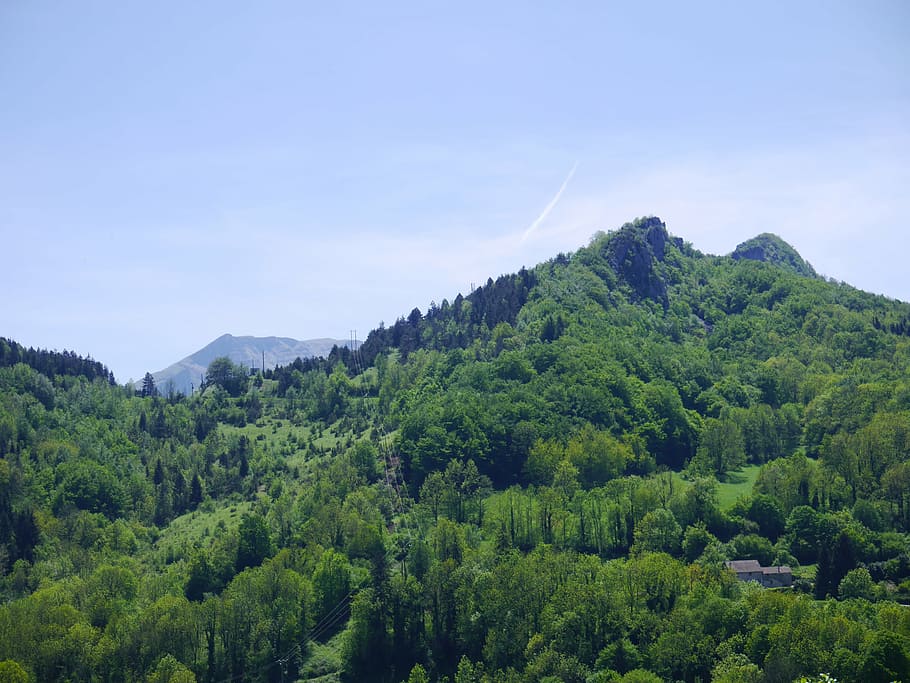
[644,216,668,260]
[604,216,671,308]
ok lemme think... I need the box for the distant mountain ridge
[152,334,347,394]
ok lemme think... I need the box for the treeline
[0,337,114,384]
[265,267,538,393]
[356,267,537,363]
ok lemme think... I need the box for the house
[725,559,793,588]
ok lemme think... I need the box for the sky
[1,1,908,383]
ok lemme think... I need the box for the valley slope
[1,217,909,683]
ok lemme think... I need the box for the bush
[838,568,874,600]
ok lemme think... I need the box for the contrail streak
[520,161,578,243]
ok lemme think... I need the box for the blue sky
[1,1,908,383]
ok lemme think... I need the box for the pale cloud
[235,129,910,347]
[520,162,578,243]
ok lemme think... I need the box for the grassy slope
[668,465,759,512]
[149,500,253,567]
[716,465,761,510]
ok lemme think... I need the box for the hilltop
[731,232,818,278]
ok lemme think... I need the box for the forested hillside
[2,217,910,683]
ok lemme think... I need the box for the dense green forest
[2,218,910,683]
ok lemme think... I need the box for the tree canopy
[1,218,910,682]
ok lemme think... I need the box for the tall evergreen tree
[140,372,158,397]
[189,473,203,509]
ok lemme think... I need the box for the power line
[346,331,422,555]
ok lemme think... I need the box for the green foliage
[236,513,273,572]
[838,567,874,600]
[596,638,642,674]
[711,653,762,683]
[312,548,351,627]
[184,551,217,601]
[746,493,785,540]
[731,534,775,566]
[2,219,910,682]
[633,509,682,555]
[406,663,430,683]
[148,654,196,683]
[349,440,379,482]
[859,631,910,682]
[342,588,388,680]
[615,670,662,683]
[565,425,632,488]
[204,357,249,397]
[0,338,113,384]
[0,660,28,683]
[54,459,126,519]
[689,417,745,478]
[682,523,717,563]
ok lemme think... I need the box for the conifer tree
[140,372,158,397]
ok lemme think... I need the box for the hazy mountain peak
[152,334,347,394]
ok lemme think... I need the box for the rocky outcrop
[603,216,678,308]
[731,233,818,278]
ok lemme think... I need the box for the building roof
[725,560,792,575]
[761,565,792,575]
[726,560,762,572]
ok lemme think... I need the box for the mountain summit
[730,233,818,278]
[152,334,347,394]
[599,216,684,308]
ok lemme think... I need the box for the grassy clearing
[668,470,693,493]
[222,417,308,448]
[716,464,761,510]
[793,563,817,580]
[148,500,252,566]
[223,417,351,468]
